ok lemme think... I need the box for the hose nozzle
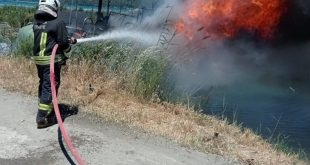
[68,37,77,44]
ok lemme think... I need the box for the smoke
[276,0,310,43]
[168,39,268,92]
[78,0,181,45]
[153,0,310,88]
[102,0,309,95]
[140,0,181,28]
[295,0,310,15]
[80,0,310,95]
[160,0,310,96]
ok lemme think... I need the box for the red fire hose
[50,44,85,165]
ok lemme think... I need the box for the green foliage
[128,47,168,100]
[70,41,168,100]
[70,41,133,71]
[70,42,109,61]
[271,134,309,161]
[14,35,33,58]
[0,23,18,54]
[0,7,36,55]
[0,23,12,40]
[0,6,35,28]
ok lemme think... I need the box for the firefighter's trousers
[36,63,61,115]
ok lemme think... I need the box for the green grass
[14,34,33,57]
[128,47,168,100]
[0,6,34,54]
[69,41,168,100]
[0,6,35,28]
[271,134,309,161]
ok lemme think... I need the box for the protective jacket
[33,10,70,65]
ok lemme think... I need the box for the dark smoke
[167,0,310,96]
[276,0,310,43]
[269,0,310,89]
[296,0,310,14]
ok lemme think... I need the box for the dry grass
[0,57,307,165]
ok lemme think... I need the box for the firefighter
[33,0,76,129]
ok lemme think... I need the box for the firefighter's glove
[69,37,77,44]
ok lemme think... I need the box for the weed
[128,47,168,99]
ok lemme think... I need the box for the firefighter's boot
[36,110,56,129]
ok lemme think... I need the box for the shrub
[14,25,34,57]
[0,23,15,55]
[0,6,35,28]
[14,35,33,58]
[128,47,168,100]
[70,41,168,100]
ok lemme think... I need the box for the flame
[176,0,286,40]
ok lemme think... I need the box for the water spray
[77,29,160,45]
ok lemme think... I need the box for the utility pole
[97,0,103,22]
[106,0,111,17]
[97,0,110,23]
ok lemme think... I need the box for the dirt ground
[0,89,239,165]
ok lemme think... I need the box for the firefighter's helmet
[38,0,61,17]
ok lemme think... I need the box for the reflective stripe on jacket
[33,10,71,65]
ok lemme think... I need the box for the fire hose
[50,44,85,165]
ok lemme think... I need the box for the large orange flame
[176,0,286,40]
